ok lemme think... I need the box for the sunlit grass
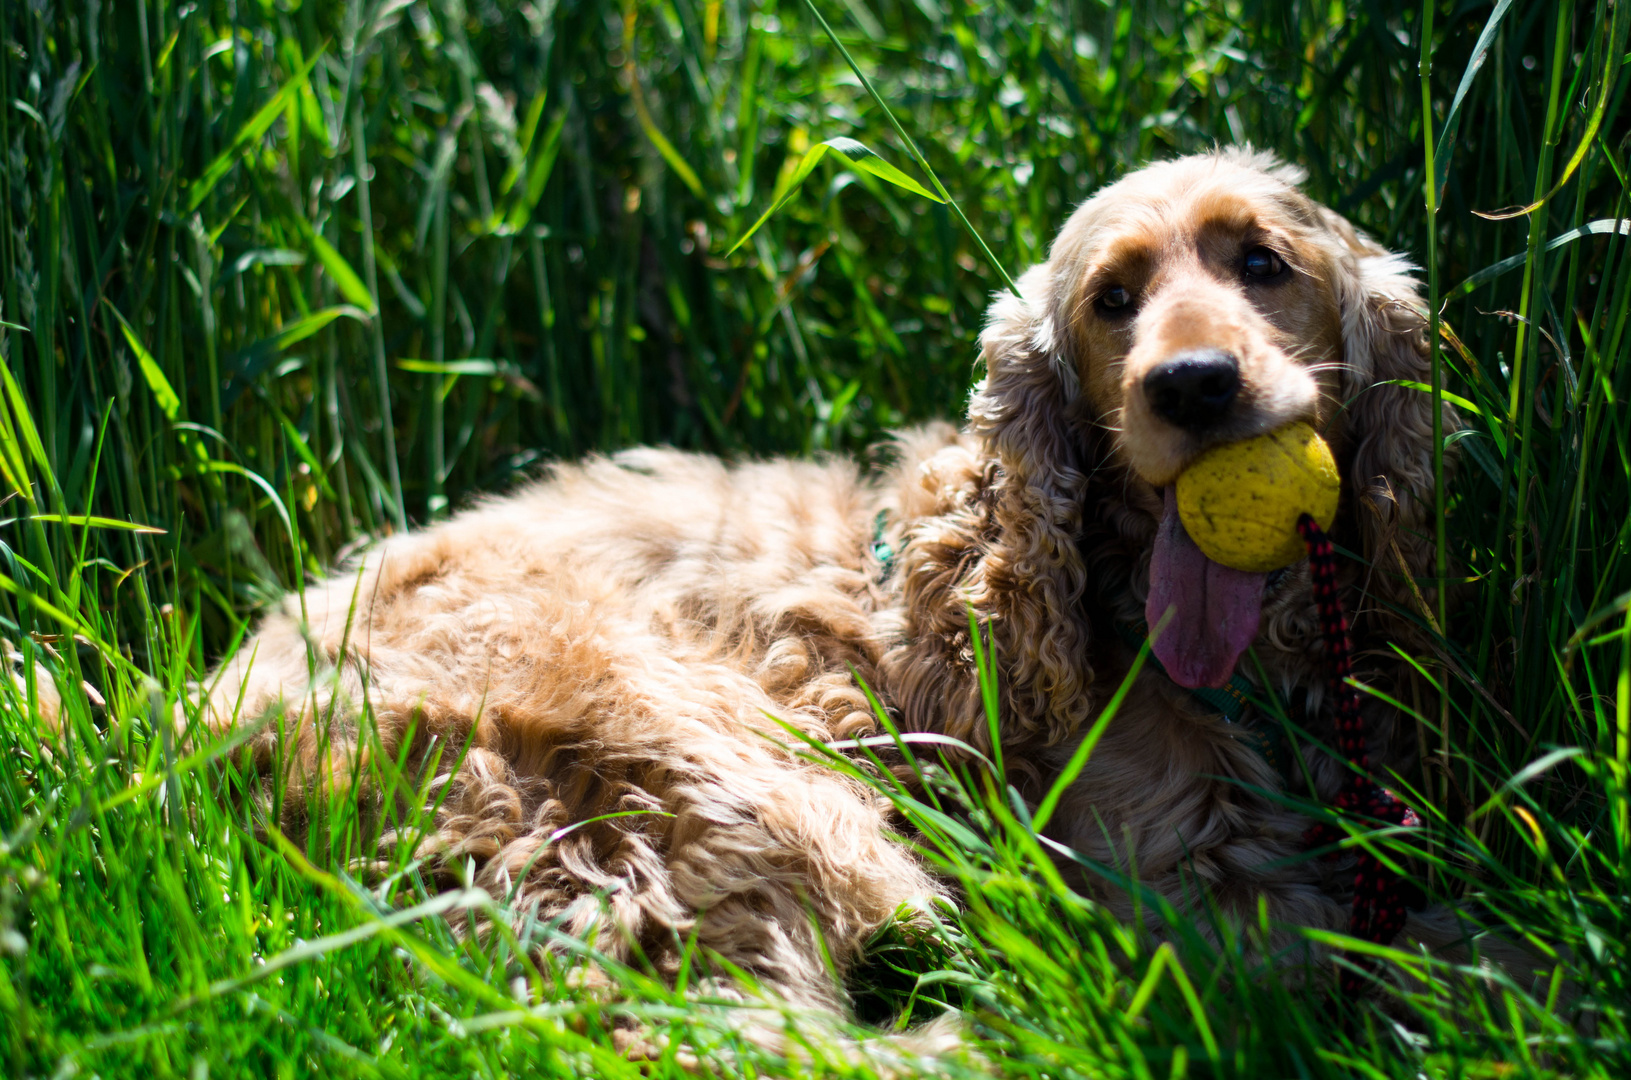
[2,0,1629,1075]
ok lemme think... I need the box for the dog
[190,147,1461,1017]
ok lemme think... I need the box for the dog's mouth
[1145,488,1266,690]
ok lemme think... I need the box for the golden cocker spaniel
[196,148,1457,1014]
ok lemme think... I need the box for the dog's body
[198,150,1454,1012]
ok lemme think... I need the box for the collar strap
[1295,513,1420,996]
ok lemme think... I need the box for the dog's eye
[1097,285,1133,312]
[1243,247,1285,279]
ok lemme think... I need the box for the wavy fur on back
[198,149,1458,1016]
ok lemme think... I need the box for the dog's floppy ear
[947,263,1097,748]
[967,263,1086,503]
[1323,210,1458,642]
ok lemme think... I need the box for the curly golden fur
[195,149,1458,1015]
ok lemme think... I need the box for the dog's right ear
[966,264,1086,496]
[933,264,1097,749]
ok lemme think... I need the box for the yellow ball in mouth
[1174,422,1341,573]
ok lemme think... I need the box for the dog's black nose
[1143,350,1241,430]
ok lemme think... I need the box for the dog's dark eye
[1097,285,1133,312]
[1243,247,1285,279]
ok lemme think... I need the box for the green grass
[2,0,1630,1075]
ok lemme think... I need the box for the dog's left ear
[1322,209,1458,633]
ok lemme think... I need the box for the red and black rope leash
[1295,513,1421,997]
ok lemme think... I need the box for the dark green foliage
[2,0,1629,1075]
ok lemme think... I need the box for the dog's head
[1061,154,1348,485]
[965,149,1450,704]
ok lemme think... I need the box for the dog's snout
[1142,349,1241,431]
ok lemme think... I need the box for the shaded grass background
[1,0,1629,1075]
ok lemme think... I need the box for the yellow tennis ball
[1175,422,1341,573]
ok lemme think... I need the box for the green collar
[871,510,898,580]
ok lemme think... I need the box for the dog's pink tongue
[1146,489,1266,689]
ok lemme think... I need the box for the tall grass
[1,0,1628,1075]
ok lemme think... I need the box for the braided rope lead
[1295,513,1421,998]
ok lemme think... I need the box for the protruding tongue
[1146,488,1266,689]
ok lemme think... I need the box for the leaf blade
[106,303,181,421]
[187,46,326,212]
